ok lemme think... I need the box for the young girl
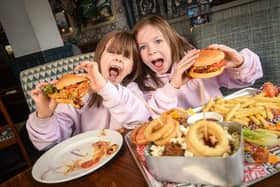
[133,15,263,116]
[26,31,150,150]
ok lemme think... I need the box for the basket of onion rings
[130,108,191,146]
[130,114,243,186]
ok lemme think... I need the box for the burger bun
[189,49,225,79]
[189,66,225,79]
[193,49,225,67]
[55,74,88,89]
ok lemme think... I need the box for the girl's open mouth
[109,65,121,82]
[151,58,164,68]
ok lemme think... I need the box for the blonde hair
[89,30,142,107]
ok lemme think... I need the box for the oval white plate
[32,129,123,183]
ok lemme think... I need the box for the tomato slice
[216,60,226,68]
[262,82,278,97]
[208,60,225,71]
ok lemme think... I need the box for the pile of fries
[202,92,280,127]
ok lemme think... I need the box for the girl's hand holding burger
[170,49,199,89]
[207,44,244,68]
[75,61,107,93]
[30,81,58,118]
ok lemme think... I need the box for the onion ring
[154,121,179,145]
[161,116,178,139]
[144,115,174,142]
[130,122,149,145]
[185,120,229,157]
[130,126,139,144]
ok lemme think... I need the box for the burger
[43,74,89,108]
[189,49,226,79]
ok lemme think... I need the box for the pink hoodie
[143,48,263,117]
[26,81,150,150]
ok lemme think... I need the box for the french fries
[201,93,280,127]
[225,103,240,121]
[203,97,213,112]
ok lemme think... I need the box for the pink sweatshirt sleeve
[217,48,263,88]
[26,105,81,150]
[99,82,150,129]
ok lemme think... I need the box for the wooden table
[1,135,280,187]
[0,140,148,187]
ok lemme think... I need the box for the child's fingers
[182,50,199,62]
[177,51,198,72]
[76,63,100,85]
[183,59,196,69]
[207,44,233,53]
[35,82,48,90]
[30,89,39,97]
[35,81,57,91]
[207,44,224,49]
[184,49,200,58]
[49,80,58,84]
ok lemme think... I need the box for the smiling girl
[133,15,263,117]
[27,31,150,150]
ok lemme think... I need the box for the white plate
[32,129,123,183]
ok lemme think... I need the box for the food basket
[126,87,280,187]
[144,122,243,186]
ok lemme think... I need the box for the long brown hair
[89,30,142,107]
[133,15,194,91]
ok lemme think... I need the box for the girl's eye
[123,56,130,62]
[107,49,114,54]
[139,45,146,51]
[155,39,162,44]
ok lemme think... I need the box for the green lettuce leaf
[243,128,280,147]
[43,84,59,95]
